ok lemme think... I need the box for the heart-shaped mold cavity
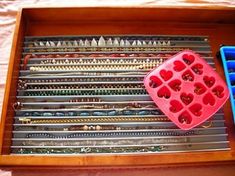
[203,92,215,106]
[149,75,162,88]
[182,70,194,82]
[182,54,195,65]
[212,85,224,98]
[189,103,202,116]
[168,79,181,92]
[180,92,194,105]
[173,60,186,72]
[169,100,183,113]
[160,69,173,81]
[203,76,215,88]
[194,82,207,95]
[178,111,192,124]
[191,63,203,75]
[157,86,171,99]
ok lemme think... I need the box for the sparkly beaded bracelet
[21,137,186,147]
[15,145,166,154]
[29,63,158,72]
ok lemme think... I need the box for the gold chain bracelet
[19,117,169,124]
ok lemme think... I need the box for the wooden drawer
[1,7,235,168]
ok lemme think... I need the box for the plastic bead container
[144,50,229,130]
[220,46,235,122]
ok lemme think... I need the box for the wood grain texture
[1,164,235,176]
[0,9,25,155]
[23,6,235,23]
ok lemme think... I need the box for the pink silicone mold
[144,50,229,130]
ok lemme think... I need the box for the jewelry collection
[12,35,228,155]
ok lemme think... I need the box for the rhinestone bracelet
[21,137,186,147]
[15,145,166,154]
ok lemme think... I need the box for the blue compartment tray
[220,46,235,122]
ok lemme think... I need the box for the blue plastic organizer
[220,46,235,122]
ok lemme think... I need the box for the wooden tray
[1,6,235,168]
